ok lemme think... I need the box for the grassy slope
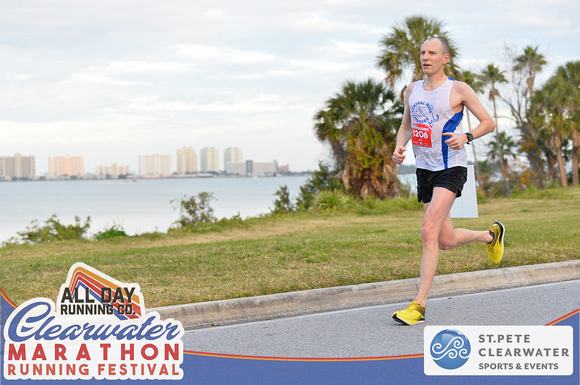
[1,187,578,308]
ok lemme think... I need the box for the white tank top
[409,78,467,171]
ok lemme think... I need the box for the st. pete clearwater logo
[429,329,471,370]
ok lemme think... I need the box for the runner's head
[420,37,450,76]
[423,37,450,56]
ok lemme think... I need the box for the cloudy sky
[1,0,579,174]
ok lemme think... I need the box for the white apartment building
[200,147,219,173]
[225,162,246,176]
[253,160,278,176]
[224,147,243,165]
[244,160,278,177]
[139,154,172,177]
[177,147,197,174]
[49,155,84,177]
[0,153,35,179]
[96,164,131,178]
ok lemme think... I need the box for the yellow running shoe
[392,301,425,325]
[486,221,505,264]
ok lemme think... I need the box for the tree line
[312,15,579,200]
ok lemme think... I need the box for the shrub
[171,192,216,229]
[312,190,356,212]
[94,223,129,241]
[295,163,344,210]
[17,214,91,244]
[271,185,296,214]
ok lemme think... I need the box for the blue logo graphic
[411,101,439,125]
[430,329,471,370]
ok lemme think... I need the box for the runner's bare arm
[392,83,416,164]
[445,81,495,150]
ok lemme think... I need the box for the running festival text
[2,263,184,380]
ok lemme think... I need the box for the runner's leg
[414,187,456,307]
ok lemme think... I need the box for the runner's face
[420,40,449,76]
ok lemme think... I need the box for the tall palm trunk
[552,135,568,188]
[492,97,510,195]
[572,129,580,186]
[520,123,546,188]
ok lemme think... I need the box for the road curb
[150,260,580,330]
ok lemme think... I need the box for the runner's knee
[421,222,438,243]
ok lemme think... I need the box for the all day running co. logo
[2,263,184,381]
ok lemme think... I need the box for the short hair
[424,37,450,56]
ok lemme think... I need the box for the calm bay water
[0,176,308,242]
[0,174,417,243]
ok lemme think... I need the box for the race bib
[412,123,432,148]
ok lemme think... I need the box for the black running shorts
[416,166,468,204]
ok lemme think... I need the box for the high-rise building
[96,164,131,178]
[139,154,172,177]
[177,147,197,174]
[247,160,278,177]
[224,147,243,165]
[0,153,35,179]
[200,147,219,173]
[49,155,84,177]
[225,162,246,176]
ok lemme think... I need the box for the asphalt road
[183,279,580,358]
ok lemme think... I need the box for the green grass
[1,187,579,308]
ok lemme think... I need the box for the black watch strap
[466,132,474,144]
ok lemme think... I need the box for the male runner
[391,37,505,325]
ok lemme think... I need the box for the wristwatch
[465,132,474,145]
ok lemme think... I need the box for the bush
[171,192,216,229]
[271,185,296,214]
[312,190,356,212]
[296,163,344,210]
[94,223,129,241]
[16,214,91,244]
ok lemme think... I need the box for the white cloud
[67,72,136,85]
[171,44,277,65]
[288,59,351,74]
[0,73,34,81]
[321,41,378,55]
[94,61,196,74]
[121,93,310,115]
[511,15,568,28]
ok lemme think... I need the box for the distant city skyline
[0,145,289,178]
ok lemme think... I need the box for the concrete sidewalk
[150,260,580,330]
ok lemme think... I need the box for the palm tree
[479,63,510,194]
[513,46,548,104]
[554,61,580,186]
[510,46,548,187]
[459,70,484,185]
[376,15,460,98]
[313,79,402,199]
[486,131,518,172]
[531,76,572,188]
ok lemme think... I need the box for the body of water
[0,176,308,242]
[398,173,417,194]
[0,174,417,243]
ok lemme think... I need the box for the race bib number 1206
[412,123,432,148]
